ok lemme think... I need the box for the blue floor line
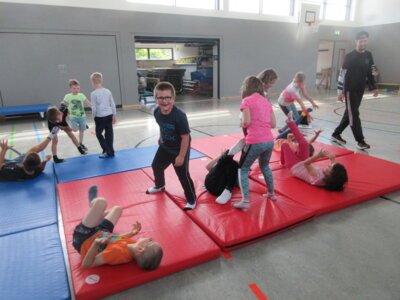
[33,122,45,160]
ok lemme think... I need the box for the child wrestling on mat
[281,112,348,191]
[73,186,163,270]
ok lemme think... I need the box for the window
[325,0,348,21]
[262,0,291,16]
[135,48,173,60]
[229,0,260,14]
[176,0,215,10]
[126,0,174,5]
[305,0,352,21]
[135,48,149,60]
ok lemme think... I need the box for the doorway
[134,36,219,103]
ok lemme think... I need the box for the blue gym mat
[0,163,57,237]
[0,104,51,115]
[54,145,205,183]
[0,224,70,300]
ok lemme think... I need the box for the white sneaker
[215,189,232,204]
[263,193,277,201]
[183,201,197,210]
[47,126,60,140]
[233,199,250,209]
[298,124,312,129]
[146,186,165,194]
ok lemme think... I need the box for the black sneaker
[53,155,65,163]
[357,141,370,150]
[80,143,88,151]
[331,134,347,144]
[77,146,87,155]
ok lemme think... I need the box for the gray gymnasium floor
[1,90,399,300]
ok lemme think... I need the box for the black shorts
[72,219,114,253]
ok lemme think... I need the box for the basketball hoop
[306,21,315,27]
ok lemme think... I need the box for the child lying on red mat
[281,112,348,191]
[72,186,163,270]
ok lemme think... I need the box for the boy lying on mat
[73,186,163,270]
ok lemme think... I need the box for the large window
[135,48,173,60]
[126,0,174,5]
[229,0,260,14]
[176,0,216,10]
[126,0,353,20]
[306,0,352,21]
[262,0,291,16]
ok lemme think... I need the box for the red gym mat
[251,153,400,216]
[57,170,220,300]
[191,135,242,160]
[143,158,315,250]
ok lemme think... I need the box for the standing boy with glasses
[146,82,197,210]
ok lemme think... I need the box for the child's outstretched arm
[206,150,226,171]
[303,149,329,176]
[85,99,92,108]
[82,237,109,268]
[295,98,308,112]
[121,221,142,238]
[308,129,323,144]
[301,87,319,109]
[0,139,12,168]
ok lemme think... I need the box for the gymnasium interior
[0,1,399,299]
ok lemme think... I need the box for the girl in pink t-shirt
[234,76,276,209]
[281,112,348,191]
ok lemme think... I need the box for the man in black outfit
[331,31,378,150]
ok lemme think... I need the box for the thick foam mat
[57,170,220,300]
[0,224,70,300]
[252,153,400,216]
[143,158,315,250]
[54,145,205,183]
[0,163,57,237]
[0,103,51,115]
[191,135,243,160]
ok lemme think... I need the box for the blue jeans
[279,103,300,132]
[239,141,274,199]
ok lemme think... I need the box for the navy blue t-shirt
[154,105,191,155]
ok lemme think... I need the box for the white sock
[228,138,245,156]
[216,189,232,204]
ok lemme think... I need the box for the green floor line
[7,124,15,159]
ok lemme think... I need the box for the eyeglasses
[156,96,173,101]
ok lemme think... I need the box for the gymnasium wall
[2,3,396,107]
[0,2,323,107]
[362,22,400,84]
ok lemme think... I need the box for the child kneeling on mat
[281,112,348,191]
[73,186,163,270]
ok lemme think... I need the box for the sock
[216,189,232,204]
[88,185,98,205]
[228,138,245,156]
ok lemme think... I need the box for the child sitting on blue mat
[73,186,163,270]
[0,128,58,181]
[146,82,197,210]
